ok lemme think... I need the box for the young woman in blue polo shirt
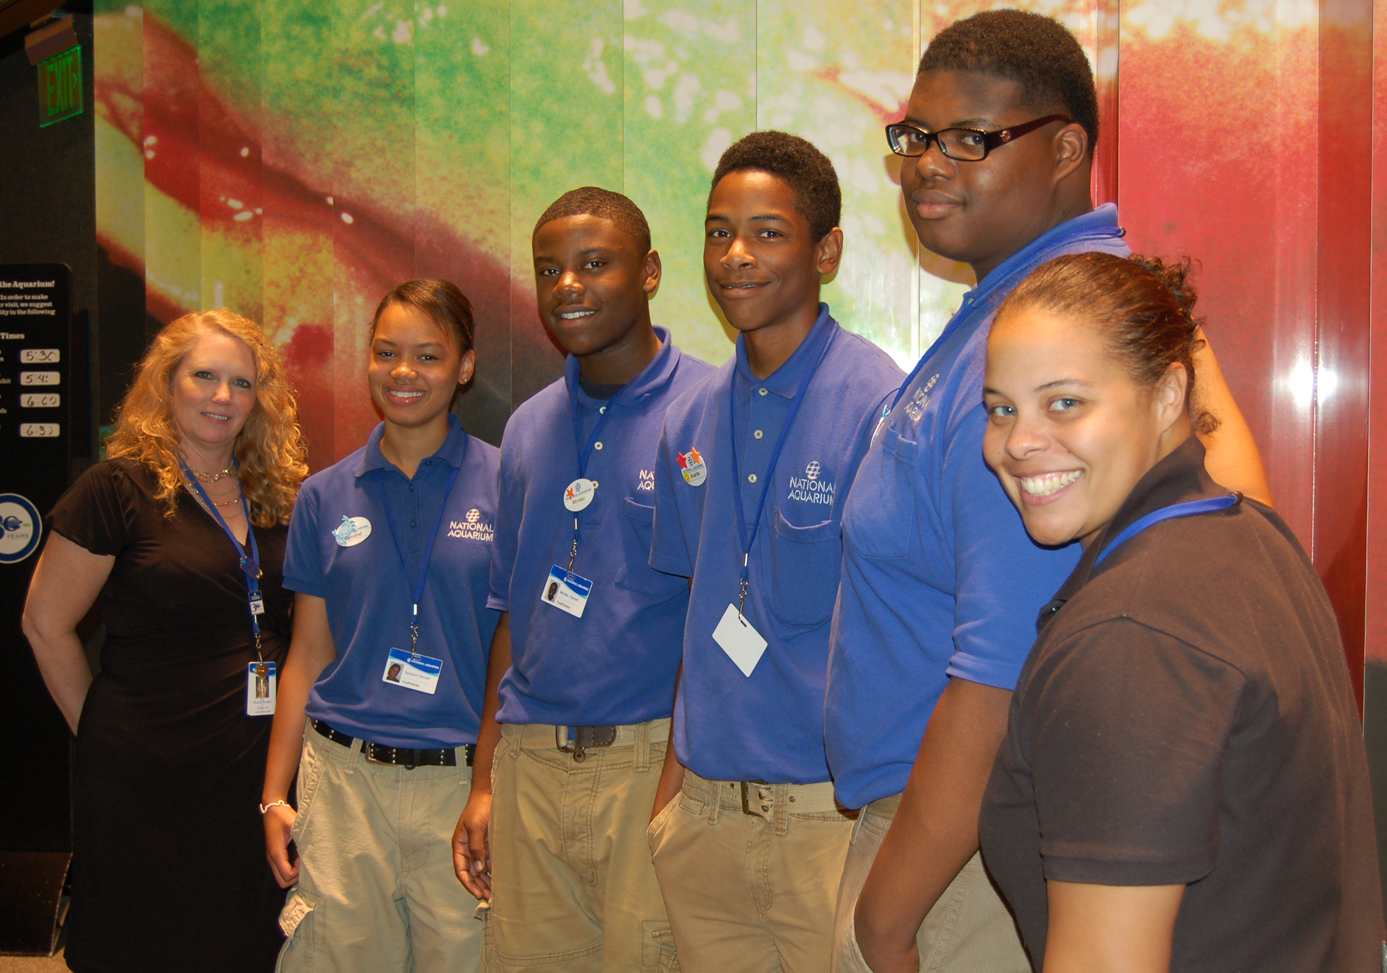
[261,279,500,973]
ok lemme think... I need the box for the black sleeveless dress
[49,459,289,973]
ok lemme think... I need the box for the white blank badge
[246,661,277,715]
[713,604,768,677]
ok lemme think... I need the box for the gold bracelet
[259,799,290,814]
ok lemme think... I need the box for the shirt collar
[733,303,837,401]
[564,326,681,411]
[966,204,1124,312]
[1037,436,1225,630]
[355,413,469,478]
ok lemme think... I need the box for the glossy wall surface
[92,3,1380,720]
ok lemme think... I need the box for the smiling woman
[260,278,501,973]
[977,253,1383,972]
[21,309,308,973]
[981,256,1205,549]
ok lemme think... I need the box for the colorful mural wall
[93,0,1378,669]
[91,0,1118,460]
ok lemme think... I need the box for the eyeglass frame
[884,114,1074,161]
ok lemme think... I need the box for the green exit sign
[37,46,82,128]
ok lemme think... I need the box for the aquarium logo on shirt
[904,373,940,423]
[786,461,835,507]
[448,508,493,542]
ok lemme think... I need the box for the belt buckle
[555,726,617,763]
[740,780,772,816]
[364,742,417,768]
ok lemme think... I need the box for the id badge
[541,564,593,618]
[246,661,277,715]
[382,647,444,695]
[249,594,265,616]
[712,604,768,677]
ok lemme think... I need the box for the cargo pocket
[641,919,679,972]
[768,511,841,629]
[614,498,687,601]
[277,887,319,968]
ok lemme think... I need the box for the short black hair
[918,9,1099,152]
[533,186,652,254]
[710,131,841,242]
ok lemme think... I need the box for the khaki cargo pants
[277,728,482,973]
[830,794,1029,973]
[484,720,678,972]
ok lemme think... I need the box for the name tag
[712,604,767,677]
[382,647,444,695]
[246,661,277,716]
[541,564,593,618]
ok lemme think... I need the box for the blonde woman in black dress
[23,308,307,973]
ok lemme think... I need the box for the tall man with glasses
[824,11,1272,973]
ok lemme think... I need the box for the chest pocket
[843,427,919,562]
[767,510,841,629]
[614,498,687,602]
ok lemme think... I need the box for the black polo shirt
[980,437,1383,972]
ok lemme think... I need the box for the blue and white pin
[332,515,372,547]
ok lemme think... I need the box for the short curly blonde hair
[106,309,308,526]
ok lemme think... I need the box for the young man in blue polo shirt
[646,131,904,972]
[826,12,1273,973]
[452,187,711,973]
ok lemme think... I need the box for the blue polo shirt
[651,306,904,784]
[825,205,1131,809]
[489,328,712,726]
[283,415,501,749]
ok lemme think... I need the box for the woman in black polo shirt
[976,252,1382,972]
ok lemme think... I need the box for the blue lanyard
[182,461,264,659]
[728,333,833,617]
[375,459,463,657]
[1094,493,1240,566]
[564,383,631,570]
[572,385,630,479]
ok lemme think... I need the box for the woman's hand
[453,613,510,901]
[263,802,299,888]
[22,533,115,733]
[453,791,492,899]
[260,593,336,891]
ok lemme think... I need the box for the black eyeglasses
[884,115,1072,161]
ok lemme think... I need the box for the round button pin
[564,478,596,512]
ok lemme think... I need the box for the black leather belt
[313,719,474,768]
